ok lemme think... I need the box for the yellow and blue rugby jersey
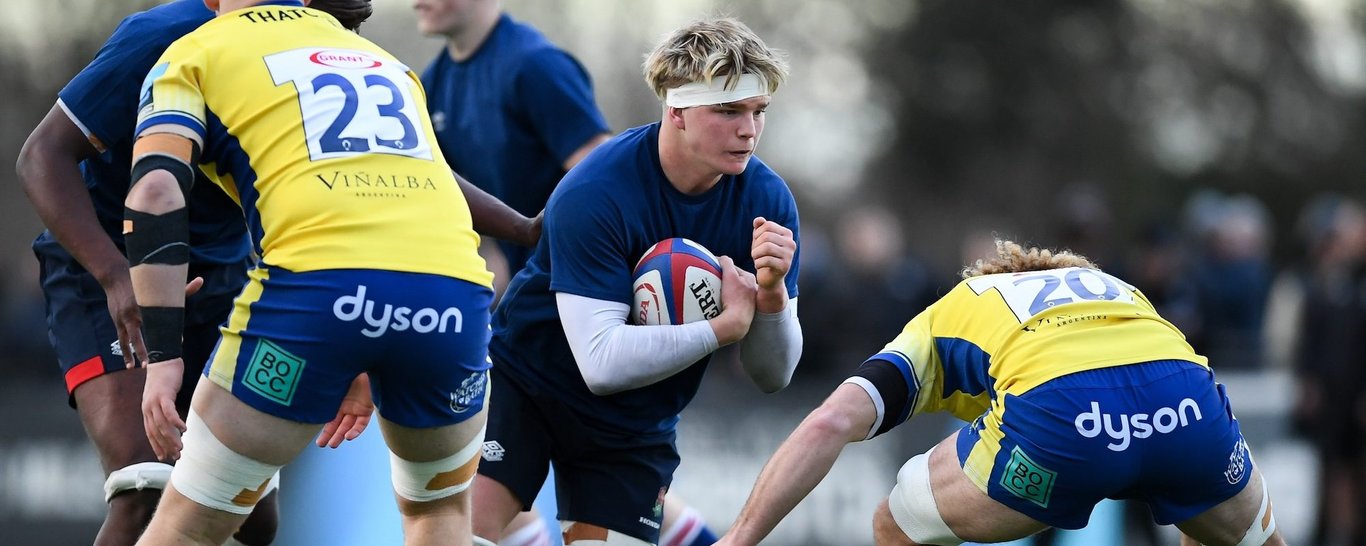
[865,267,1207,426]
[135,1,491,287]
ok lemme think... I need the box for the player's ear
[666,106,688,130]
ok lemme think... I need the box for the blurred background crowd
[3,0,1366,544]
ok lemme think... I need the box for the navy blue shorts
[955,360,1251,529]
[205,266,493,427]
[480,363,679,543]
[35,237,245,405]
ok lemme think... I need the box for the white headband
[665,73,769,108]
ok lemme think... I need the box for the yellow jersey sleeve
[137,36,209,143]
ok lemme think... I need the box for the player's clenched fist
[751,216,794,312]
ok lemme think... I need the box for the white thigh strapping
[889,448,963,546]
[1236,477,1276,546]
[170,410,283,515]
[389,422,485,502]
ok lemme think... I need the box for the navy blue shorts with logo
[205,266,493,427]
[35,235,246,405]
[956,359,1251,529]
[480,362,679,544]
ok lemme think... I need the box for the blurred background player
[715,240,1284,546]
[126,0,497,544]
[413,0,610,289]
[1287,195,1366,546]
[14,1,371,544]
[412,2,718,544]
[470,17,801,546]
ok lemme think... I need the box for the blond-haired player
[717,240,1284,546]
[470,17,801,546]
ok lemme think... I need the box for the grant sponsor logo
[308,50,382,69]
[1074,398,1203,452]
[333,285,464,338]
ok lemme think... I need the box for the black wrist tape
[124,208,190,266]
[140,306,184,363]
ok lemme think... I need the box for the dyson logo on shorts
[332,285,463,338]
[1074,399,1203,452]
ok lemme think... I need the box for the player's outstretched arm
[17,104,144,365]
[455,171,541,247]
[717,383,877,546]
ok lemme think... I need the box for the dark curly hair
[309,0,373,32]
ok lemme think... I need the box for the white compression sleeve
[557,292,719,395]
[738,298,802,393]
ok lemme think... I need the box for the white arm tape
[738,298,802,393]
[557,292,718,395]
[103,461,173,502]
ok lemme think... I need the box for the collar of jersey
[255,0,305,8]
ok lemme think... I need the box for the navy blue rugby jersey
[46,0,247,265]
[491,123,800,435]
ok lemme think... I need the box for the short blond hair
[960,239,1098,279]
[642,17,789,101]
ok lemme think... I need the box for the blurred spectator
[0,263,55,379]
[802,205,942,377]
[1288,194,1366,546]
[1126,220,1201,334]
[1183,190,1274,370]
[1054,182,1124,274]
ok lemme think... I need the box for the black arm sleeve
[848,358,918,439]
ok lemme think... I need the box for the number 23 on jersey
[265,48,433,162]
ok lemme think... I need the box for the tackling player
[715,240,1285,546]
[15,1,370,544]
[124,1,504,544]
[470,17,802,546]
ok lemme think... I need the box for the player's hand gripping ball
[631,238,723,325]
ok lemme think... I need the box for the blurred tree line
[3,0,1364,279]
[859,0,1366,265]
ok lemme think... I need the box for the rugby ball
[631,238,723,325]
